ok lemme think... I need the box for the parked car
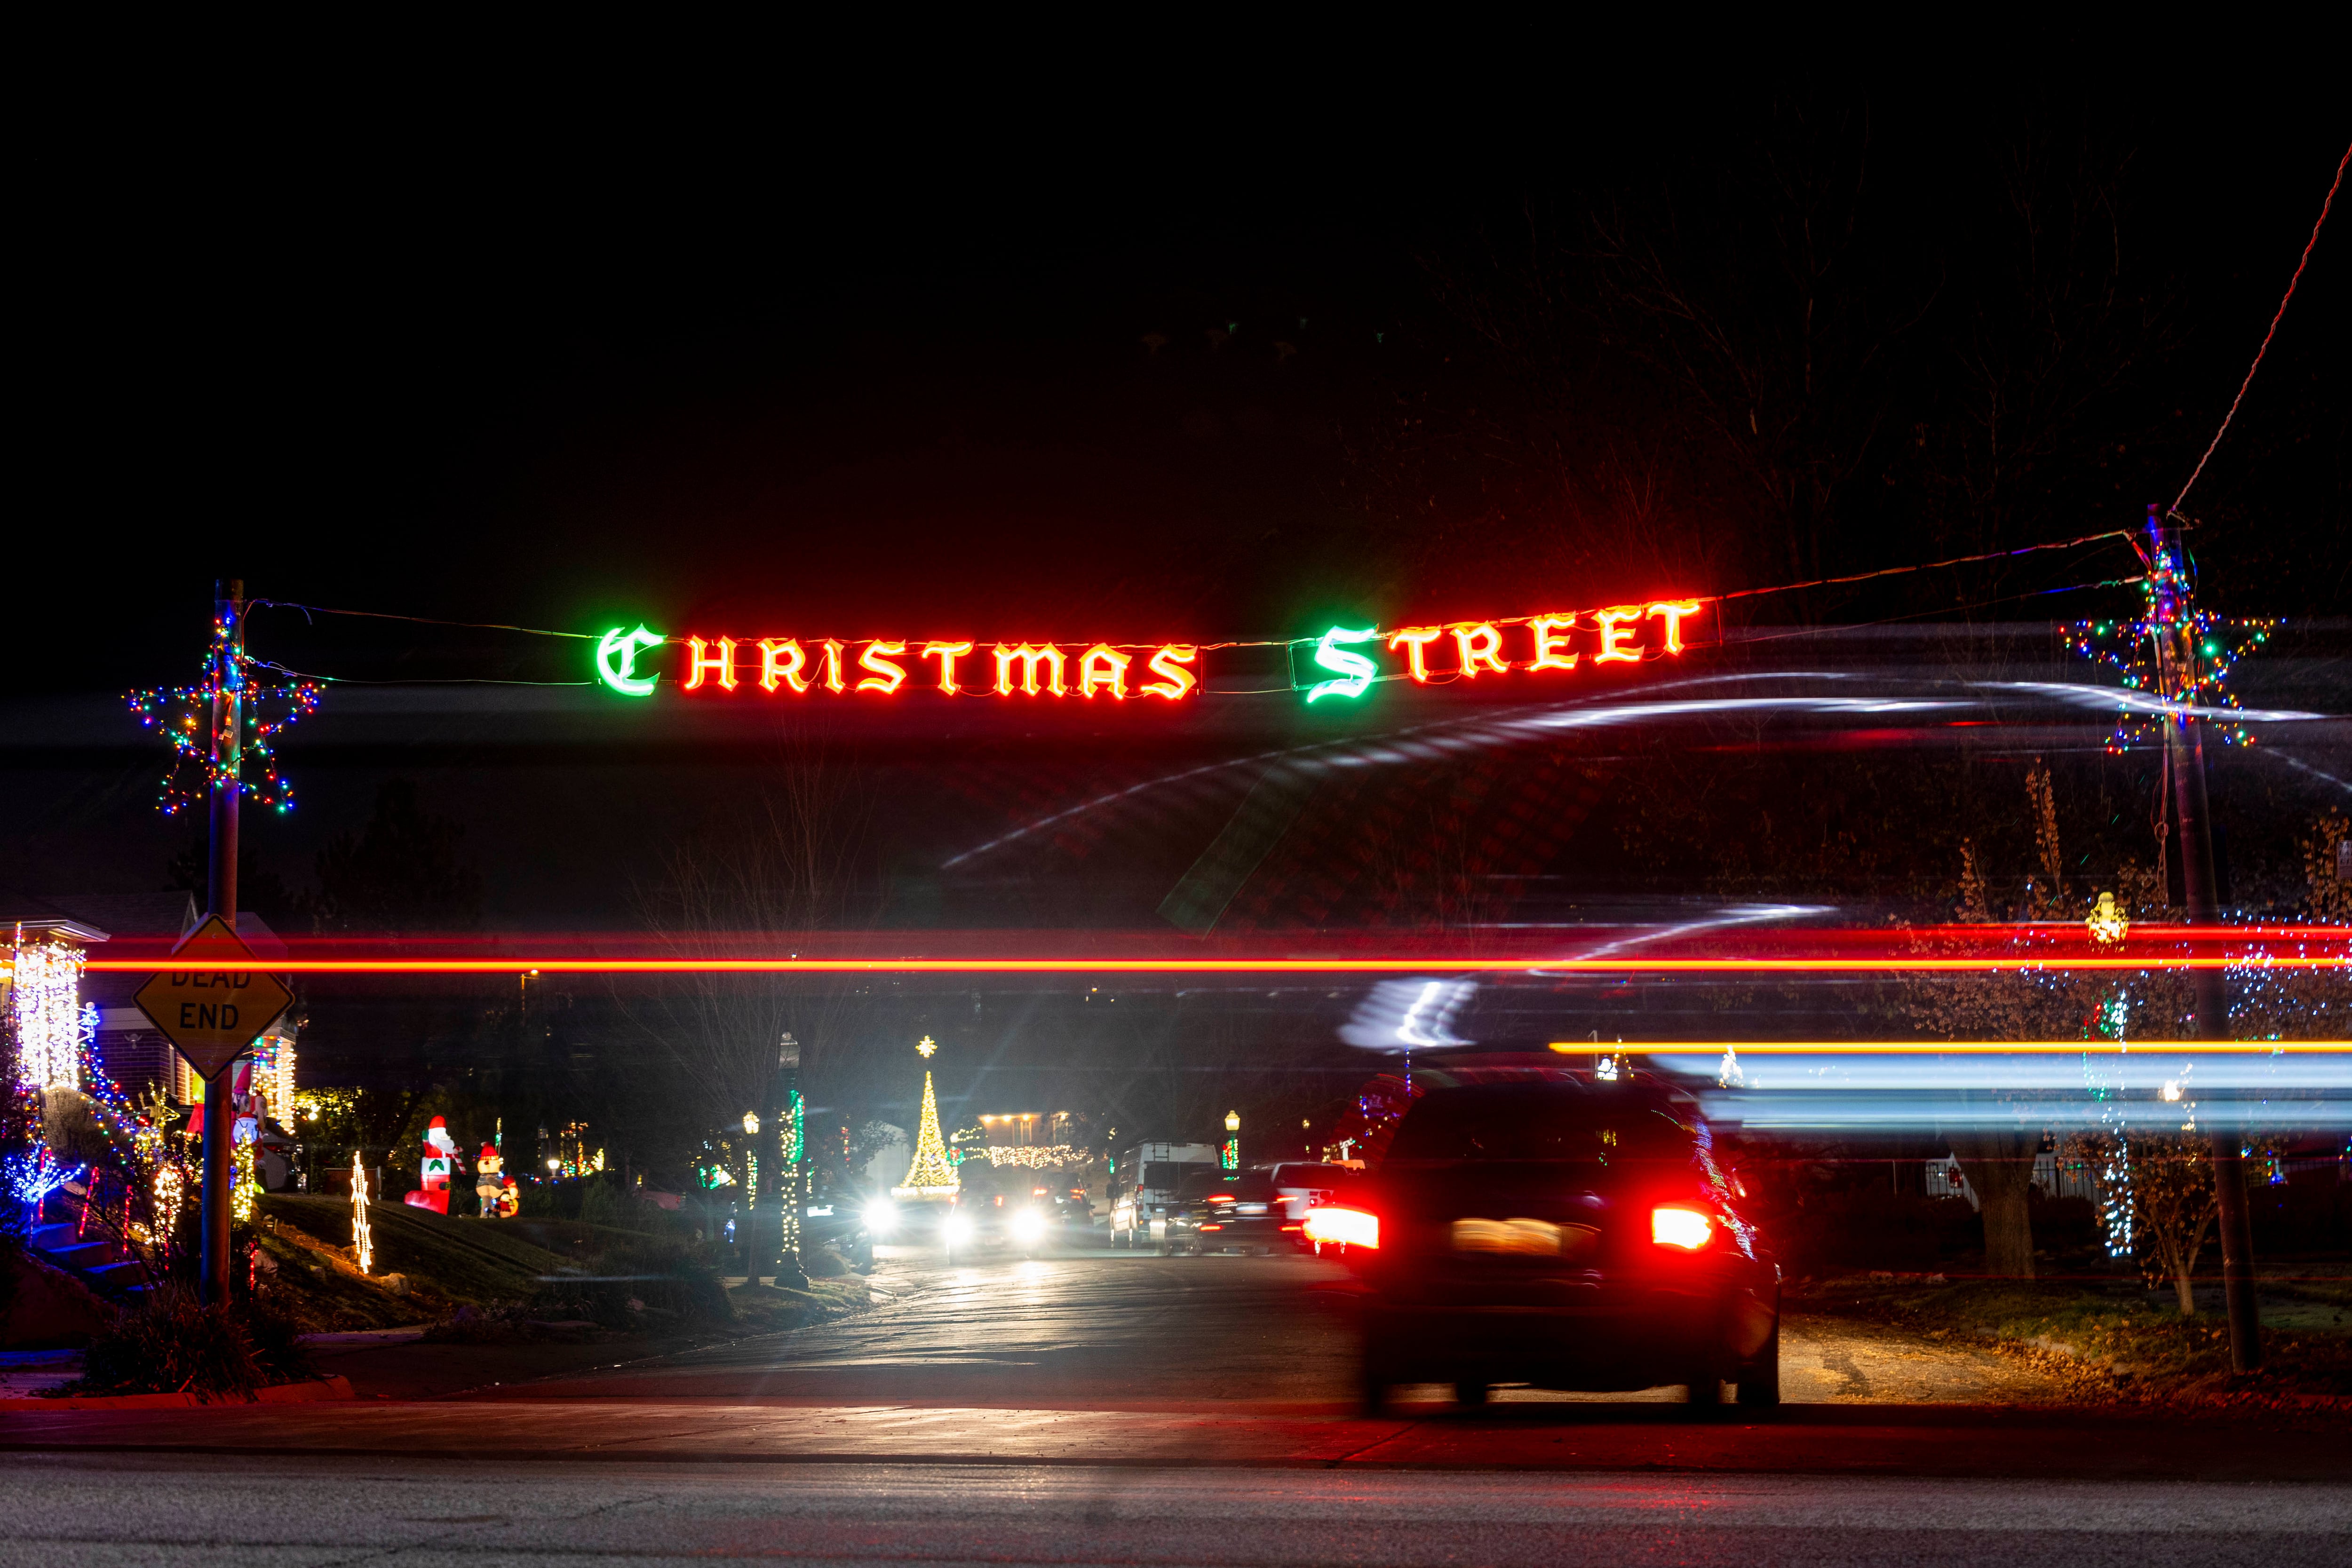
[1161,1168,1287,1255]
[1263,1160,1354,1247]
[802,1195,875,1272]
[1312,1071,1780,1412]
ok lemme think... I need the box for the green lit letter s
[596,626,665,696]
[1304,625,1379,702]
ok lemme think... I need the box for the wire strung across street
[245,528,2152,688]
[2169,140,2350,518]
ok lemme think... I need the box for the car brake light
[1651,1206,1713,1250]
[1201,1222,1224,1231]
[1302,1205,1379,1249]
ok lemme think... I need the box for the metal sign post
[134,913,293,1302]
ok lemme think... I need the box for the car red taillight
[1302,1205,1379,1250]
[1651,1205,1714,1250]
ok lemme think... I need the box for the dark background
[10,56,2348,1145]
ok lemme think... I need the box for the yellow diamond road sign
[133,914,295,1081]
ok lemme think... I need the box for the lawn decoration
[474,1143,503,1218]
[351,1153,373,1275]
[403,1117,463,1213]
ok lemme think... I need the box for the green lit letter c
[596,626,665,696]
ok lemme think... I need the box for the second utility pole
[2145,507,2260,1371]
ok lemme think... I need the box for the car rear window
[1176,1169,1276,1200]
[1270,1164,1349,1188]
[1142,1162,1214,1191]
[1385,1086,1696,1163]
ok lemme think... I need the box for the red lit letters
[1387,627,1442,682]
[1648,600,1699,655]
[1142,645,1198,700]
[1592,607,1644,663]
[662,599,1702,704]
[1079,645,1130,698]
[857,641,908,695]
[995,644,1067,696]
[759,638,810,693]
[923,641,975,694]
[683,637,738,692]
[1453,624,1509,677]
[1529,616,1579,672]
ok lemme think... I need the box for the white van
[1109,1141,1220,1247]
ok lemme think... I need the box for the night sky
[14,77,2349,933]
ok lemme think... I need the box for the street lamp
[1222,1109,1240,1172]
[742,1110,761,1134]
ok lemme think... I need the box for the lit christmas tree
[897,1037,960,1196]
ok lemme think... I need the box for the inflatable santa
[403,1117,464,1213]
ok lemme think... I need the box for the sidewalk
[5,1398,2346,1481]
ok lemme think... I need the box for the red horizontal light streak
[1549,1040,2352,1055]
[82,954,2348,974]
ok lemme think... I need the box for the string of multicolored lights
[75,1003,168,1172]
[125,611,323,815]
[2067,536,2278,753]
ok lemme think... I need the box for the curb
[0,1375,355,1410]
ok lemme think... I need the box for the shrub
[0,1211,24,1330]
[531,1233,733,1327]
[243,1295,318,1383]
[63,1282,321,1399]
[69,1286,260,1400]
[577,1176,640,1231]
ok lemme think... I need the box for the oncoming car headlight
[862,1198,899,1237]
[1010,1208,1048,1243]
[943,1213,973,1246]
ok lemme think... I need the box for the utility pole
[2145,507,2260,1370]
[201,578,244,1304]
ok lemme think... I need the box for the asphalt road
[9,1238,2350,1564]
[7,1453,2349,1567]
[468,1242,2062,1410]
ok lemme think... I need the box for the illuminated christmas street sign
[132,915,295,1081]
[593,599,1709,703]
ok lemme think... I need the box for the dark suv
[1161,1168,1286,1255]
[1329,1074,1779,1410]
